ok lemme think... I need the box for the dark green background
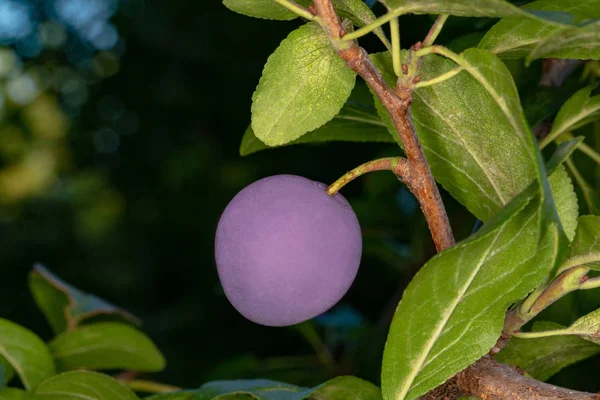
[1,0,599,393]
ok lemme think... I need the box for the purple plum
[215,174,362,326]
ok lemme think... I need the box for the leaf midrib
[394,227,504,400]
[551,102,600,139]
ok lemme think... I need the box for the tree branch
[312,0,455,252]
[456,356,600,400]
[310,4,600,399]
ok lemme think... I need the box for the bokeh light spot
[39,21,67,48]
[93,127,120,153]
[0,48,19,76]
[6,73,39,105]
[0,0,33,43]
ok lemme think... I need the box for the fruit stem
[326,157,409,196]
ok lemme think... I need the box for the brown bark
[312,0,455,252]
[456,357,600,400]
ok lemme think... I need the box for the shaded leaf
[304,376,382,400]
[240,82,392,155]
[478,0,600,58]
[144,377,380,400]
[383,0,541,18]
[549,85,600,142]
[496,321,600,381]
[251,22,356,146]
[35,371,138,400]
[371,50,537,221]
[527,21,600,64]
[199,379,304,399]
[144,392,199,400]
[561,216,600,271]
[0,388,39,400]
[0,319,55,391]
[0,357,13,385]
[49,322,166,373]
[29,265,140,335]
[565,158,600,215]
[222,0,311,20]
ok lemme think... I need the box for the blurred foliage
[0,0,600,393]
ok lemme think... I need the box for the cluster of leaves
[225,0,600,399]
[3,0,600,399]
[0,266,384,400]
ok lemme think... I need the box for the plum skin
[215,174,362,326]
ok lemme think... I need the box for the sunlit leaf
[35,371,138,400]
[251,22,356,146]
[527,21,600,64]
[240,82,392,155]
[222,0,311,20]
[0,319,55,391]
[334,0,389,48]
[29,265,140,335]
[49,322,166,373]
[382,0,539,18]
[496,321,600,381]
[478,0,599,58]
[566,308,600,343]
[380,142,575,400]
[372,49,537,221]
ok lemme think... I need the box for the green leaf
[379,140,577,400]
[548,165,578,241]
[371,49,538,221]
[548,85,600,142]
[527,21,600,64]
[478,0,600,58]
[251,22,356,146]
[222,0,311,20]
[496,321,600,381]
[561,216,600,271]
[565,308,600,343]
[199,379,305,399]
[382,0,539,18]
[240,81,393,155]
[145,377,380,400]
[0,388,39,400]
[0,357,14,385]
[333,0,389,49]
[49,322,166,373]
[0,319,55,391]
[29,265,140,334]
[381,191,558,400]
[304,376,382,400]
[35,371,138,400]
